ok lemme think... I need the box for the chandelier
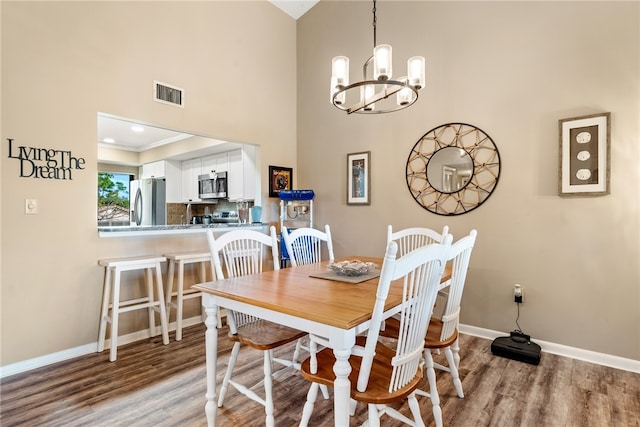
[330,0,425,114]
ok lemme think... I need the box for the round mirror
[406,122,501,216]
[426,147,474,193]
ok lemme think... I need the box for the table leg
[332,347,352,427]
[203,295,219,427]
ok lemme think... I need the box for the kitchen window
[98,172,133,226]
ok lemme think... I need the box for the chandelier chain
[372,0,377,48]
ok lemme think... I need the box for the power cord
[512,301,529,343]
[514,300,523,334]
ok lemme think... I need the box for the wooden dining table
[193,256,452,427]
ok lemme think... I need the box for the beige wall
[1,1,296,365]
[1,0,638,369]
[297,1,639,360]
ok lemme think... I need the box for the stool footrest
[117,299,161,314]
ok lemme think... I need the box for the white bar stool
[164,250,218,341]
[98,255,170,362]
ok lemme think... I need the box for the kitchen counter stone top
[98,223,269,238]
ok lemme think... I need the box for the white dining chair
[206,226,306,427]
[381,229,478,427]
[299,235,452,427]
[281,225,334,267]
[281,225,334,400]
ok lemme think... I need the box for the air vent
[153,80,184,107]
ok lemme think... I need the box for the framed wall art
[268,165,293,198]
[559,112,610,197]
[347,151,370,205]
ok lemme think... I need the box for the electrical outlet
[514,284,523,303]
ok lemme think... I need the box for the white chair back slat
[282,225,334,267]
[234,312,256,327]
[438,230,477,341]
[387,225,449,257]
[293,235,318,265]
[207,226,280,331]
[356,235,453,393]
[224,243,263,277]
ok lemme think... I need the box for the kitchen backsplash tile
[166,200,254,225]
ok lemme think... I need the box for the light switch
[25,199,38,214]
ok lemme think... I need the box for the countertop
[98,223,269,238]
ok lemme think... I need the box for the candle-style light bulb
[407,56,425,90]
[373,44,392,80]
[331,56,350,88]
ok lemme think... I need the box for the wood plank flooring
[1,324,638,426]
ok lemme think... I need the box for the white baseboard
[459,324,640,374]
[0,316,204,379]
[2,320,638,378]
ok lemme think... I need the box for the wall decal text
[7,138,85,180]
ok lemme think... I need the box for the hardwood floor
[1,324,638,426]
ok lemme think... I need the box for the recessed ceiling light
[131,125,144,133]
[103,138,115,143]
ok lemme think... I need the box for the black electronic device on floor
[491,331,541,365]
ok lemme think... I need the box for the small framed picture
[347,151,371,205]
[559,112,610,197]
[268,165,293,198]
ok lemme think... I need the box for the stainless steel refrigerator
[130,178,166,226]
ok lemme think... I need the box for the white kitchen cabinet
[179,145,256,203]
[163,160,182,203]
[140,160,165,179]
[202,152,228,174]
[227,145,256,201]
[140,160,182,202]
[181,158,202,202]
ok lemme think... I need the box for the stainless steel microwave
[198,171,228,199]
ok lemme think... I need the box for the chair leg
[320,384,330,400]
[199,260,207,283]
[424,350,443,427]
[218,342,241,407]
[145,267,156,337]
[367,403,381,427]
[98,267,112,353]
[452,336,461,368]
[165,259,176,321]
[407,393,426,427]
[292,338,303,366]
[309,338,318,373]
[176,261,185,341]
[263,350,275,427]
[306,337,329,399]
[196,260,207,323]
[349,398,357,416]
[153,262,170,345]
[445,347,464,398]
[299,383,320,427]
[109,268,122,362]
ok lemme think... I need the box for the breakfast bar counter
[98,223,269,238]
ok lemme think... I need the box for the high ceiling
[269,0,319,19]
[98,2,320,153]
